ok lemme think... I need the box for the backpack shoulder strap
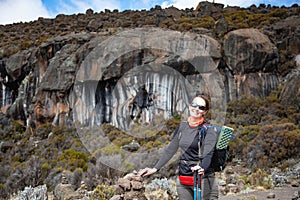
[198,123,208,161]
[199,123,210,143]
[198,123,220,160]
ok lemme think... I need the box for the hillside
[0,1,299,199]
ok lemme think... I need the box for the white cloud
[0,0,50,25]
[161,0,200,9]
[213,0,261,7]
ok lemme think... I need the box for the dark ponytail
[196,94,210,111]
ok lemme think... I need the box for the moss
[220,9,285,30]
[124,162,134,173]
[177,22,192,31]
[58,149,89,171]
[95,145,125,156]
[55,167,64,174]
[269,8,288,18]
[192,16,215,29]
[10,121,26,134]
[90,183,115,200]
[41,162,50,173]
[165,116,181,131]
[11,155,21,162]
[112,135,133,146]
[20,41,34,50]
[144,140,163,150]
[10,160,20,169]
[160,19,175,29]
[177,17,191,23]
[35,123,53,138]
[226,89,299,169]
[224,11,250,29]
[249,123,300,168]
[244,169,273,189]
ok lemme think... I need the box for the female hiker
[140,95,219,200]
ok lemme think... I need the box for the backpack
[199,125,234,172]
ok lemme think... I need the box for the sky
[0,0,299,25]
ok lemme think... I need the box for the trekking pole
[197,172,202,200]
[194,170,197,200]
[193,169,202,200]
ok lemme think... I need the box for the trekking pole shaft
[198,173,202,200]
[194,171,197,200]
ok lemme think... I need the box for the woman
[140,95,219,200]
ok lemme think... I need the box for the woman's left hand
[191,165,204,175]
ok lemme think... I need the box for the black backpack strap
[198,124,220,164]
[198,123,208,163]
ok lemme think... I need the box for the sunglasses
[190,102,207,110]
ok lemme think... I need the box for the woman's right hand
[139,167,157,177]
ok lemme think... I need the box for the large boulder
[5,50,32,82]
[195,1,224,17]
[224,28,278,74]
[223,28,279,98]
[279,67,300,108]
[264,15,300,56]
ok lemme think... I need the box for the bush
[246,123,300,168]
[242,168,273,189]
[90,183,115,200]
[58,149,89,171]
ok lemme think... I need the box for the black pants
[176,173,218,200]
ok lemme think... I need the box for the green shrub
[224,11,250,29]
[58,149,89,171]
[10,121,26,135]
[242,168,273,189]
[90,183,115,200]
[247,123,300,168]
[193,16,215,29]
[165,116,181,131]
[269,8,288,18]
[95,145,125,156]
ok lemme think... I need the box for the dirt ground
[219,185,299,200]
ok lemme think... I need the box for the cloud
[213,0,261,7]
[161,0,201,9]
[0,0,50,25]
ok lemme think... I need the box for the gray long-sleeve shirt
[154,121,218,175]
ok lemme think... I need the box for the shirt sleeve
[200,127,218,172]
[154,124,181,170]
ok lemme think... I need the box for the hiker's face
[189,97,208,117]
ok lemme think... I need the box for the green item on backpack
[216,126,234,150]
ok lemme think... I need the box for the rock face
[0,3,299,130]
[223,28,279,99]
[0,27,298,129]
[279,68,300,109]
[73,28,224,129]
[224,28,278,74]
